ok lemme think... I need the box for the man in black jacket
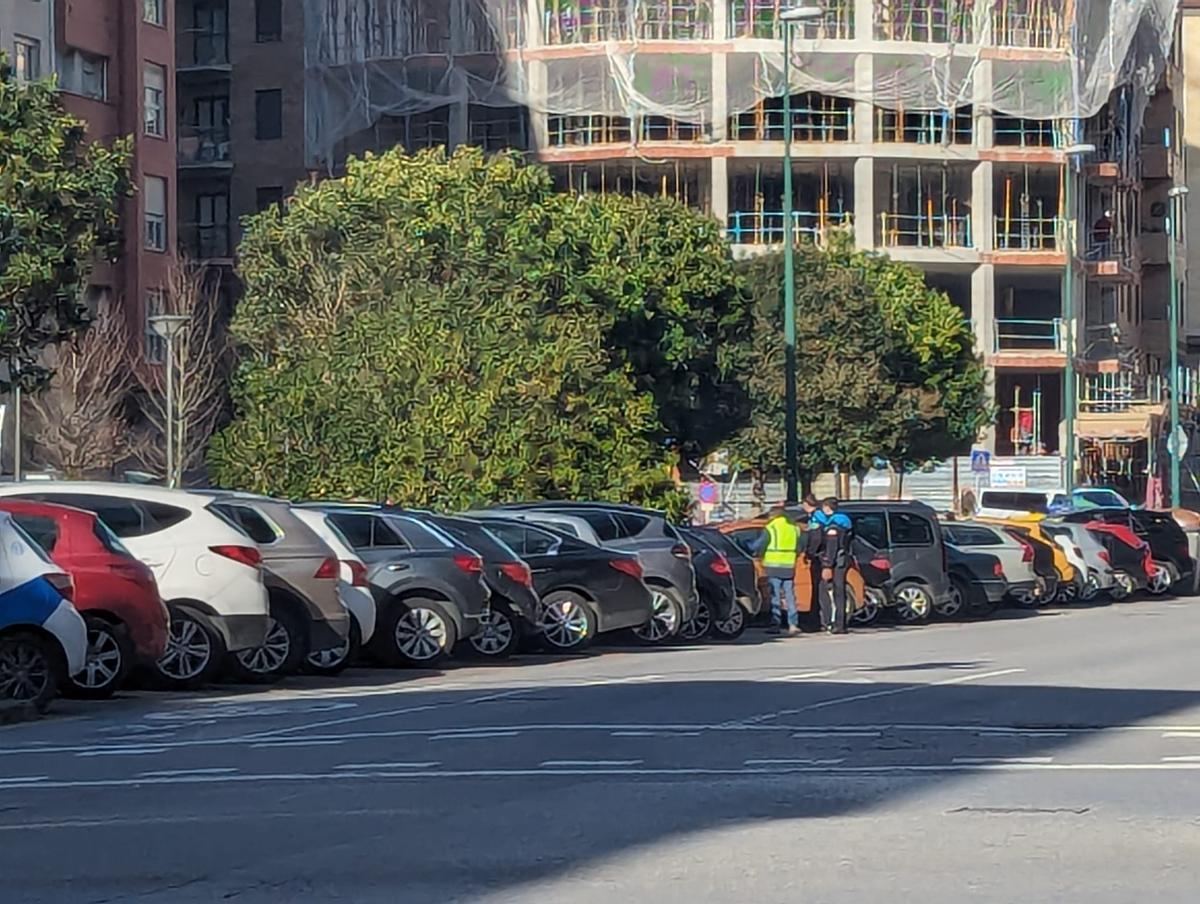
[817,498,853,634]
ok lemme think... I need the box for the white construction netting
[303,0,1179,168]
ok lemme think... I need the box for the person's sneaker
[787,625,802,637]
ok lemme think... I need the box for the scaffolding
[730,92,854,142]
[876,106,973,145]
[994,165,1063,251]
[994,116,1069,148]
[554,158,706,208]
[728,0,854,40]
[728,162,852,244]
[881,163,971,249]
[875,0,975,44]
[992,0,1068,50]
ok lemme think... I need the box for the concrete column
[971,264,998,452]
[712,0,729,41]
[449,0,469,149]
[854,156,875,249]
[971,160,994,252]
[711,52,728,141]
[528,60,550,151]
[711,156,729,230]
[525,0,543,46]
[972,61,995,149]
[854,0,875,40]
[853,52,873,144]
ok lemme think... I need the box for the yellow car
[976,513,1079,600]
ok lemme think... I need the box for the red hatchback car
[0,499,169,698]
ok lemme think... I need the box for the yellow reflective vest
[763,516,799,569]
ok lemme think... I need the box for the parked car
[1062,507,1193,595]
[0,483,270,689]
[0,511,87,711]
[300,505,489,666]
[1079,520,1153,599]
[943,543,1007,619]
[292,507,378,675]
[1041,521,1115,601]
[975,487,1132,518]
[850,547,892,626]
[0,499,168,698]
[486,503,697,644]
[974,515,1070,606]
[839,501,953,623]
[423,513,541,659]
[198,493,349,681]
[677,528,738,641]
[692,527,764,637]
[942,520,1043,608]
[468,516,652,651]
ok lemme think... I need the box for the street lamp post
[1061,142,1095,492]
[1167,184,1190,507]
[148,314,192,489]
[780,5,823,502]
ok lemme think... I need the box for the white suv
[0,483,270,688]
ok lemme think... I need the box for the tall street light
[1061,142,1095,492]
[1167,184,1189,507]
[148,313,192,489]
[780,4,823,502]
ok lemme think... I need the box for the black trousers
[819,564,849,632]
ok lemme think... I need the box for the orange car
[716,516,867,617]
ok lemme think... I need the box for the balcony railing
[186,34,229,68]
[180,223,232,260]
[728,0,854,40]
[880,212,972,249]
[541,0,715,44]
[1081,371,1200,413]
[177,127,231,166]
[1083,234,1134,263]
[993,216,1063,252]
[993,318,1064,353]
[727,210,852,245]
[876,0,973,43]
[991,3,1067,49]
[730,96,854,142]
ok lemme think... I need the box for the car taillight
[500,561,533,587]
[314,556,339,580]
[345,560,370,588]
[1019,541,1034,563]
[609,557,644,580]
[45,572,74,602]
[1098,549,1110,564]
[993,561,1004,578]
[453,552,483,575]
[870,557,891,571]
[210,545,262,569]
[710,554,732,576]
[671,543,692,560]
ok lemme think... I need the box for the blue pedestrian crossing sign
[970,450,991,474]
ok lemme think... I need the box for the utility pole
[1167,184,1189,507]
[1061,143,1095,491]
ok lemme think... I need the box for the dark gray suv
[302,505,490,667]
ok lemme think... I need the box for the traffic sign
[697,479,718,505]
[970,450,991,474]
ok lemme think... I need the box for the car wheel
[154,609,223,690]
[852,589,883,626]
[934,578,967,619]
[1147,561,1175,596]
[0,632,63,713]
[679,599,713,642]
[538,591,596,653]
[1055,580,1079,604]
[1109,571,1136,601]
[304,618,361,677]
[712,601,748,640]
[66,617,133,700]
[374,598,457,667]
[1011,586,1041,609]
[894,582,933,623]
[1079,572,1102,601]
[229,601,308,683]
[468,605,520,659]
[633,587,683,644]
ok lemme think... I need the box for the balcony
[880,212,972,249]
[726,210,852,246]
[180,223,232,262]
[993,216,1063,253]
[1083,235,1137,281]
[1079,373,1166,414]
[730,93,854,143]
[177,127,231,169]
[993,318,1064,354]
[876,0,973,43]
[542,0,714,45]
[179,34,230,73]
[728,0,853,40]
[875,107,972,146]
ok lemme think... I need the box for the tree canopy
[0,58,131,387]
[209,147,747,509]
[730,236,991,481]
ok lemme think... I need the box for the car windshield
[1074,489,1127,509]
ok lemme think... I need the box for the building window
[60,50,108,101]
[144,175,167,252]
[144,0,164,26]
[256,186,284,212]
[145,289,167,363]
[256,0,282,42]
[194,193,230,258]
[194,1,229,66]
[255,89,282,140]
[144,64,166,137]
[13,37,40,83]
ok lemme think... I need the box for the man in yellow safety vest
[760,506,801,636]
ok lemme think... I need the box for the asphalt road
[3,598,1200,903]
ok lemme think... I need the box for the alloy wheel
[0,640,52,703]
[633,590,680,643]
[679,601,712,642]
[1079,573,1101,601]
[236,618,292,675]
[1111,571,1136,600]
[470,609,516,656]
[395,607,448,662]
[713,603,745,637]
[77,624,123,690]
[307,636,352,671]
[935,584,965,618]
[157,616,213,681]
[895,585,932,622]
[540,599,590,650]
[1148,563,1174,596]
[1057,581,1079,604]
[852,590,883,626]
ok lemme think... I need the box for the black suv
[1062,507,1193,594]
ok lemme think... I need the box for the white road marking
[429,731,520,741]
[138,768,239,777]
[0,776,48,785]
[744,758,846,766]
[75,748,169,758]
[791,731,881,739]
[576,674,665,687]
[335,762,439,770]
[767,670,840,683]
[952,756,1055,765]
[539,759,644,767]
[249,740,346,749]
[794,668,1028,715]
[1161,755,1200,762]
[1161,731,1200,739]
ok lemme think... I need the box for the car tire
[1147,561,1176,597]
[374,598,458,667]
[153,608,224,690]
[893,582,933,623]
[1109,571,1136,601]
[227,600,309,683]
[538,591,597,653]
[935,577,968,620]
[851,589,883,626]
[468,604,521,659]
[632,586,684,645]
[304,618,361,677]
[65,616,134,700]
[711,600,748,640]
[1079,571,1102,601]
[0,631,64,714]
[679,599,713,642]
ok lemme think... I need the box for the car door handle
[386,563,411,572]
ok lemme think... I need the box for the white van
[976,487,1132,519]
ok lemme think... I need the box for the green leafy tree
[730,236,990,485]
[0,58,131,388]
[209,147,743,509]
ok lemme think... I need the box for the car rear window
[11,514,59,554]
[93,519,133,557]
[611,512,651,538]
[388,515,454,550]
[8,519,55,566]
[980,491,1051,513]
[578,510,620,541]
[945,525,1002,547]
[24,495,191,539]
[851,511,888,549]
[889,511,935,546]
[209,503,280,545]
[435,517,517,561]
